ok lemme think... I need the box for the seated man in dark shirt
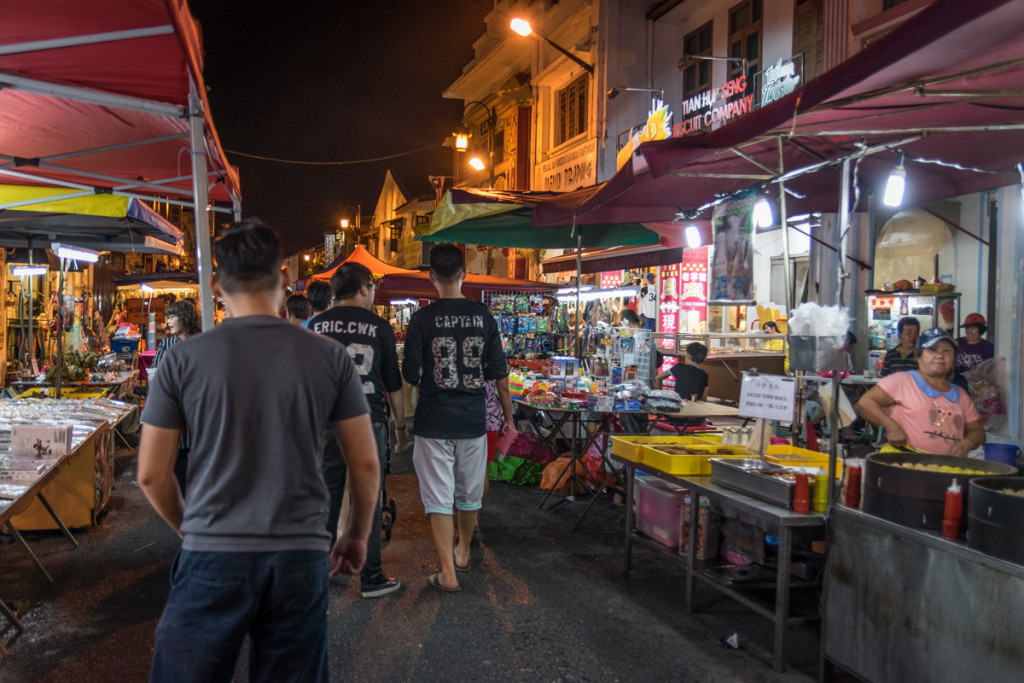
[880,317,920,377]
[656,342,709,401]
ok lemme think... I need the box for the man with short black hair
[302,279,334,327]
[881,317,920,377]
[638,272,658,331]
[403,243,512,592]
[309,262,407,598]
[139,219,380,682]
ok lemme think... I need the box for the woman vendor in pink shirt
[855,328,985,457]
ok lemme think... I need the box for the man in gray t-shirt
[138,219,379,682]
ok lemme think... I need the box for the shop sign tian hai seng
[674,75,752,137]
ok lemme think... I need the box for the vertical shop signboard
[658,264,680,350]
[679,247,709,333]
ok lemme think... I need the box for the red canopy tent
[311,245,552,304]
[0,0,243,328]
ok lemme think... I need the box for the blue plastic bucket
[983,443,1020,466]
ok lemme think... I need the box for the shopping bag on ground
[540,456,587,492]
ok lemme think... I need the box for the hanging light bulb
[684,225,702,248]
[754,197,774,228]
[884,152,907,207]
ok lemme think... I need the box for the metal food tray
[710,458,795,509]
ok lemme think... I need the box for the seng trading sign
[673,75,753,137]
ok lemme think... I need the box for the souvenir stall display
[487,291,566,359]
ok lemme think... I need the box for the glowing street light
[468,156,486,172]
[509,17,594,74]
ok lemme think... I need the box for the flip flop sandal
[454,556,470,572]
[428,572,461,592]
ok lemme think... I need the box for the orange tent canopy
[312,245,416,281]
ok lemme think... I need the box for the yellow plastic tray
[610,435,717,461]
[642,444,753,475]
[763,445,844,477]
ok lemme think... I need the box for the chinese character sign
[600,271,623,289]
[710,197,755,304]
[679,247,709,333]
[658,264,680,349]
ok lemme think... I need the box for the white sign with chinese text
[739,373,796,422]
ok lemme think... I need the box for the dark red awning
[532,0,1023,226]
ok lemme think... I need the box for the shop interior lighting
[140,283,155,293]
[389,299,418,306]
[555,285,594,295]
[557,287,638,303]
[753,198,774,228]
[12,265,47,276]
[51,243,100,263]
[468,156,486,171]
[509,17,594,74]
[684,225,702,248]
[884,152,907,207]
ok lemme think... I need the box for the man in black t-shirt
[403,244,513,592]
[309,262,407,599]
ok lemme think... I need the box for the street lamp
[606,86,664,101]
[460,100,496,188]
[510,17,594,74]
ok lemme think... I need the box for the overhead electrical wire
[224,144,438,166]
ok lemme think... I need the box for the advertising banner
[710,197,755,304]
[657,264,680,350]
[679,247,709,333]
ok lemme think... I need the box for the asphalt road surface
[1,446,838,682]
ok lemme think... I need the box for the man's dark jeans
[150,549,329,682]
[322,420,387,583]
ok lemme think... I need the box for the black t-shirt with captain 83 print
[402,298,507,439]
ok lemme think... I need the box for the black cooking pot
[968,477,1024,565]
[863,452,1016,532]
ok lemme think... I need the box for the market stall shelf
[614,454,825,672]
[823,506,1024,683]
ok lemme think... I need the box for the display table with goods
[510,377,738,530]
[11,353,136,401]
[611,452,826,672]
[654,332,786,402]
[823,452,1022,683]
[0,398,132,649]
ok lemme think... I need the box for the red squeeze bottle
[793,473,811,513]
[942,479,963,539]
[844,462,863,509]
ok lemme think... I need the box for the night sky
[188,1,493,255]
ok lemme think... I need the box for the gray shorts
[412,435,487,515]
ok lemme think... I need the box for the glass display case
[653,332,787,359]
[865,291,960,350]
[653,331,787,402]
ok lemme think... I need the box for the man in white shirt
[638,272,658,331]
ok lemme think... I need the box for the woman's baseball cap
[959,313,986,327]
[917,328,959,351]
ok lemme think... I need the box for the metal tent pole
[189,79,215,332]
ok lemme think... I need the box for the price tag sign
[739,373,796,422]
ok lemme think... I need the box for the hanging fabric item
[709,195,756,304]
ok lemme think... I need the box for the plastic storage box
[635,477,686,547]
[642,444,753,475]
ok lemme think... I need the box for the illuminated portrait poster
[709,196,755,304]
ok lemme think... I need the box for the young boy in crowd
[655,342,709,401]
